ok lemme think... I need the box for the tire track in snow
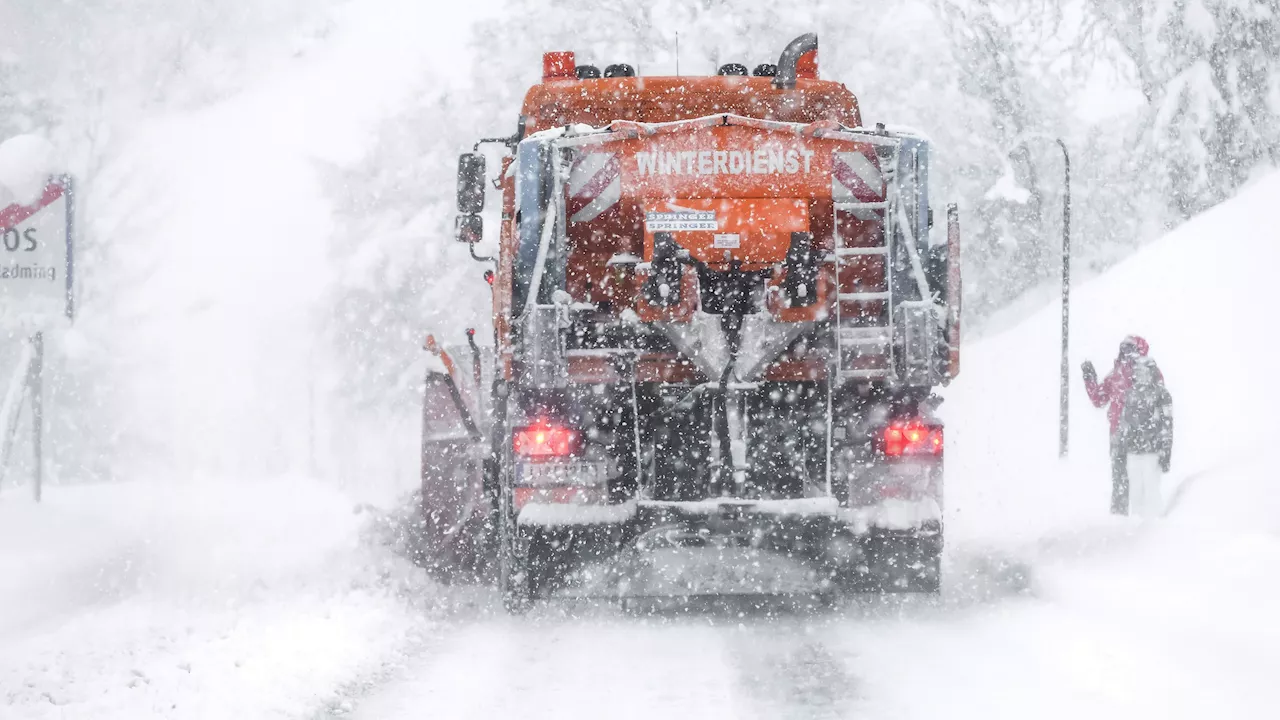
[331,554,1074,720]
[720,617,861,720]
[346,604,744,719]
[333,522,1127,720]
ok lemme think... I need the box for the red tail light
[883,419,943,457]
[513,421,581,459]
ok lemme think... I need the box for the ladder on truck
[832,133,941,387]
[832,190,894,381]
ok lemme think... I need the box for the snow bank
[946,171,1280,545]
[0,476,436,720]
[834,174,1280,719]
[0,134,56,206]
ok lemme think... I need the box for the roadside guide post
[1056,139,1070,459]
[1007,135,1071,458]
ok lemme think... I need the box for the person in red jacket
[1082,336,1166,514]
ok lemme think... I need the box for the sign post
[28,331,42,502]
[1056,139,1070,459]
[0,175,75,500]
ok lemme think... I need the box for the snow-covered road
[7,464,1273,720]
[325,453,1274,720]
[334,474,1276,720]
[346,607,861,719]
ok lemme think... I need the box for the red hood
[1124,335,1150,357]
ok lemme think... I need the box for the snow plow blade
[418,334,495,583]
[512,500,942,608]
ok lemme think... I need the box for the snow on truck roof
[520,75,862,133]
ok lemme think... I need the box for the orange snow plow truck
[420,35,962,612]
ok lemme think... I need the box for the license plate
[516,460,609,487]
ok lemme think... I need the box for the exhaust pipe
[773,33,818,90]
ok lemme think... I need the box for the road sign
[0,175,74,326]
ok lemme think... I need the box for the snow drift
[898,173,1280,719]
[0,476,435,720]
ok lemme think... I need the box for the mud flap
[857,526,942,593]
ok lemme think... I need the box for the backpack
[1120,357,1172,454]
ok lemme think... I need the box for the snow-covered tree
[1087,0,1280,216]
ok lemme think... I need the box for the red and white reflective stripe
[831,150,883,220]
[0,181,65,230]
[566,152,621,224]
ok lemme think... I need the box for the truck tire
[863,528,942,594]
[497,484,532,614]
[492,385,532,615]
[499,523,532,614]
[897,530,942,593]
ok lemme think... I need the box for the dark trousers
[1110,435,1129,515]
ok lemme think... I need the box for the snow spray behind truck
[421,35,963,612]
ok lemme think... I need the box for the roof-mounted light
[542,51,576,82]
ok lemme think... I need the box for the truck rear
[422,35,962,612]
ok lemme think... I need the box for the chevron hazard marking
[832,151,884,202]
[567,152,621,224]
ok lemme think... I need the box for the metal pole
[29,332,44,501]
[1056,139,1071,458]
[64,175,76,321]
